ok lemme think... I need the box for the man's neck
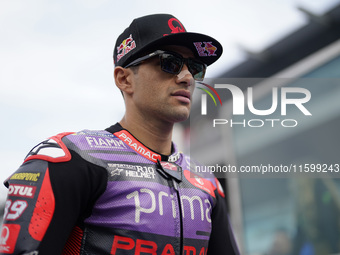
[119,115,173,156]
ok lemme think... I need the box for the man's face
[129,45,196,124]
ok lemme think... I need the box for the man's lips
[171,90,191,104]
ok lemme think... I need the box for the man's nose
[176,66,194,86]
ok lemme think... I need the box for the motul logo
[8,184,36,198]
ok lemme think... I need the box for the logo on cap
[193,42,217,57]
[168,18,185,33]
[117,34,136,62]
[164,18,185,36]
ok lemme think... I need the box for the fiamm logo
[197,82,222,115]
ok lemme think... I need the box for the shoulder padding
[24,132,74,163]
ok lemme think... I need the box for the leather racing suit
[0,123,239,254]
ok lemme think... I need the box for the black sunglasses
[124,50,207,81]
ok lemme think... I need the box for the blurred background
[1,0,340,254]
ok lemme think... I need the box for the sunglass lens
[160,54,182,74]
[188,60,205,81]
[160,52,206,81]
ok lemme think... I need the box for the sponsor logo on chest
[108,163,156,179]
[85,136,127,149]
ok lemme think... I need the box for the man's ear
[114,66,134,96]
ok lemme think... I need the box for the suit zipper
[168,178,183,254]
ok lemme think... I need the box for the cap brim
[129,32,223,66]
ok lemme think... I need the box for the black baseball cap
[114,14,223,68]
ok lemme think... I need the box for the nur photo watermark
[198,82,311,128]
[189,78,340,179]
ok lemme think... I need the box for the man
[0,14,239,254]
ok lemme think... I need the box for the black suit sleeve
[1,150,107,255]
[207,190,240,255]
